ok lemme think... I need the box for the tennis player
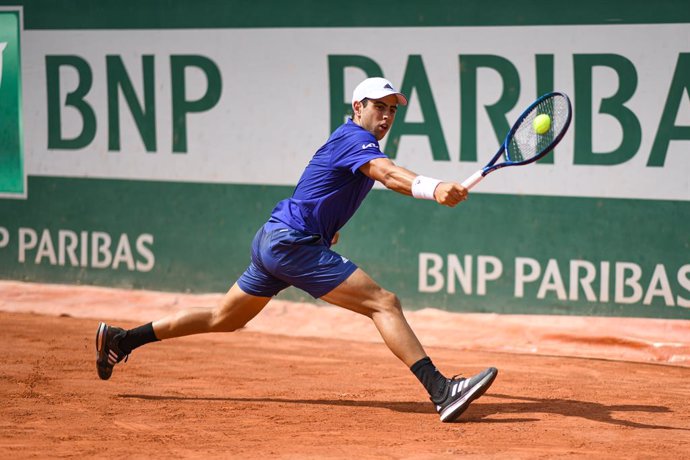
[96,77,498,423]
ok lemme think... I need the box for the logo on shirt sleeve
[362,142,379,149]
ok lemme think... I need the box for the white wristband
[411,175,442,200]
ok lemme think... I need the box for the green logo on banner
[0,10,24,197]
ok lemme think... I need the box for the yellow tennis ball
[533,114,551,135]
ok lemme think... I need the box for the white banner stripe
[22,25,690,201]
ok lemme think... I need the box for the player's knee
[375,289,403,316]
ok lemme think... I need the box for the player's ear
[353,100,362,119]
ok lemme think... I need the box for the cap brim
[363,90,408,106]
[394,93,408,106]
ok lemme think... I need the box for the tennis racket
[461,92,572,191]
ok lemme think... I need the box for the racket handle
[461,170,485,191]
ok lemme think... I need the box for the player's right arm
[359,157,467,207]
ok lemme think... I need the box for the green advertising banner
[0,1,688,319]
[0,9,23,196]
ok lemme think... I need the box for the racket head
[503,92,572,165]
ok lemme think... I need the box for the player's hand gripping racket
[461,92,573,191]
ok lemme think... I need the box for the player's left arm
[360,157,467,207]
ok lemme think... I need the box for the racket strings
[507,95,570,162]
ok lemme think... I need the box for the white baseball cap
[352,77,408,109]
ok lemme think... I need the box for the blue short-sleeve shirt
[268,118,386,245]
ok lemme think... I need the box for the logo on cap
[384,83,394,90]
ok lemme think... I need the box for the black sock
[410,356,448,401]
[118,322,159,354]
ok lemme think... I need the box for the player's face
[354,95,398,140]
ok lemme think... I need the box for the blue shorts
[237,223,358,298]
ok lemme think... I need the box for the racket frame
[461,91,572,190]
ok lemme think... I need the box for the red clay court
[1,280,689,458]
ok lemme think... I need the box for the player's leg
[96,283,271,381]
[321,267,498,423]
[320,267,426,367]
[152,282,270,339]
[96,225,286,381]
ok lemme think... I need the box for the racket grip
[461,170,485,191]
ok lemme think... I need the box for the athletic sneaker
[95,322,128,380]
[433,367,498,422]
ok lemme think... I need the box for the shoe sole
[95,322,112,380]
[96,322,107,353]
[440,367,498,423]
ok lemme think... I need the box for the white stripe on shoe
[450,378,469,397]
